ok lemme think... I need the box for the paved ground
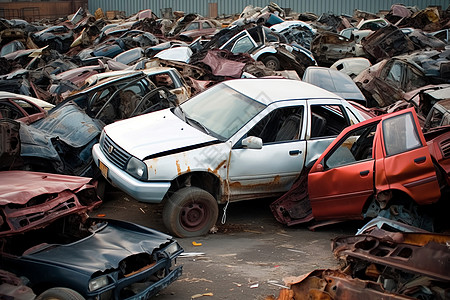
[94,187,365,300]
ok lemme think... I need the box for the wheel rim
[265,60,278,70]
[180,201,209,231]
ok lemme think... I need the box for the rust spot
[176,160,181,175]
[229,175,281,189]
[212,160,227,174]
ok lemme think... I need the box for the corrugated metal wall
[89,0,449,18]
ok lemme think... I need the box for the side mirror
[316,163,324,172]
[242,136,263,149]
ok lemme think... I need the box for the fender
[251,46,277,61]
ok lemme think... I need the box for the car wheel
[163,187,218,238]
[36,287,85,300]
[262,55,280,70]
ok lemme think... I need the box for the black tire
[36,287,85,300]
[163,187,219,238]
[261,55,280,70]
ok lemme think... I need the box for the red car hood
[0,171,101,236]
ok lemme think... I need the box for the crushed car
[0,170,183,300]
[271,107,450,231]
[92,78,366,237]
[203,25,316,76]
[354,57,430,107]
[0,91,54,124]
[59,71,178,125]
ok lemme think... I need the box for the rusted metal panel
[332,233,450,281]
[0,1,88,21]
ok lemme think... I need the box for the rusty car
[271,107,450,231]
[0,170,183,300]
[0,91,54,124]
[92,78,366,237]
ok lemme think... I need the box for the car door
[308,119,379,220]
[227,104,306,200]
[376,108,441,205]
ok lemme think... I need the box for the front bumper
[92,143,170,203]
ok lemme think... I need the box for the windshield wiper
[186,116,210,135]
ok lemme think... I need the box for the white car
[92,78,365,237]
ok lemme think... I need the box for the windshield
[178,83,266,140]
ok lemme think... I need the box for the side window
[247,106,303,144]
[383,112,422,156]
[310,105,350,138]
[222,32,245,51]
[404,67,428,91]
[185,22,199,31]
[427,108,444,130]
[202,22,212,29]
[231,36,254,54]
[0,102,24,119]
[13,99,41,115]
[386,61,402,87]
[442,113,450,126]
[324,122,378,169]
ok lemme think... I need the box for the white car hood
[104,108,218,160]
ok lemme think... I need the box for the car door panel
[378,109,441,204]
[309,159,374,219]
[308,121,378,219]
[228,141,306,200]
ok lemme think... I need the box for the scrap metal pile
[268,218,450,299]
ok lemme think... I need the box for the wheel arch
[167,171,222,202]
[362,188,417,218]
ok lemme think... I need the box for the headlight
[164,242,181,257]
[126,156,148,180]
[88,275,109,292]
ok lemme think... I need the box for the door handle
[289,150,302,156]
[414,156,426,164]
[360,170,370,176]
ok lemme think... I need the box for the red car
[272,107,449,230]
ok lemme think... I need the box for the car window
[202,22,212,29]
[310,105,350,138]
[0,102,24,119]
[404,66,428,91]
[324,122,378,169]
[222,32,245,51]
[185,22,199,31]
[382,112,422,156]
[428,108,444,129]
[247,106,304,144]
[386,61,402,87]
[442,113,450,126]
[231,36,254,54]
[13,99,41,115]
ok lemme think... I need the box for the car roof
[223,78,343,105]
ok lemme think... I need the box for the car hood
[25,219,176,274]
[104,108,218,160]
[0,171,100,237]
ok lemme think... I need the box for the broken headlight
[164,242,181,257]
[126,157,148,180]
[88,275,109,292]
